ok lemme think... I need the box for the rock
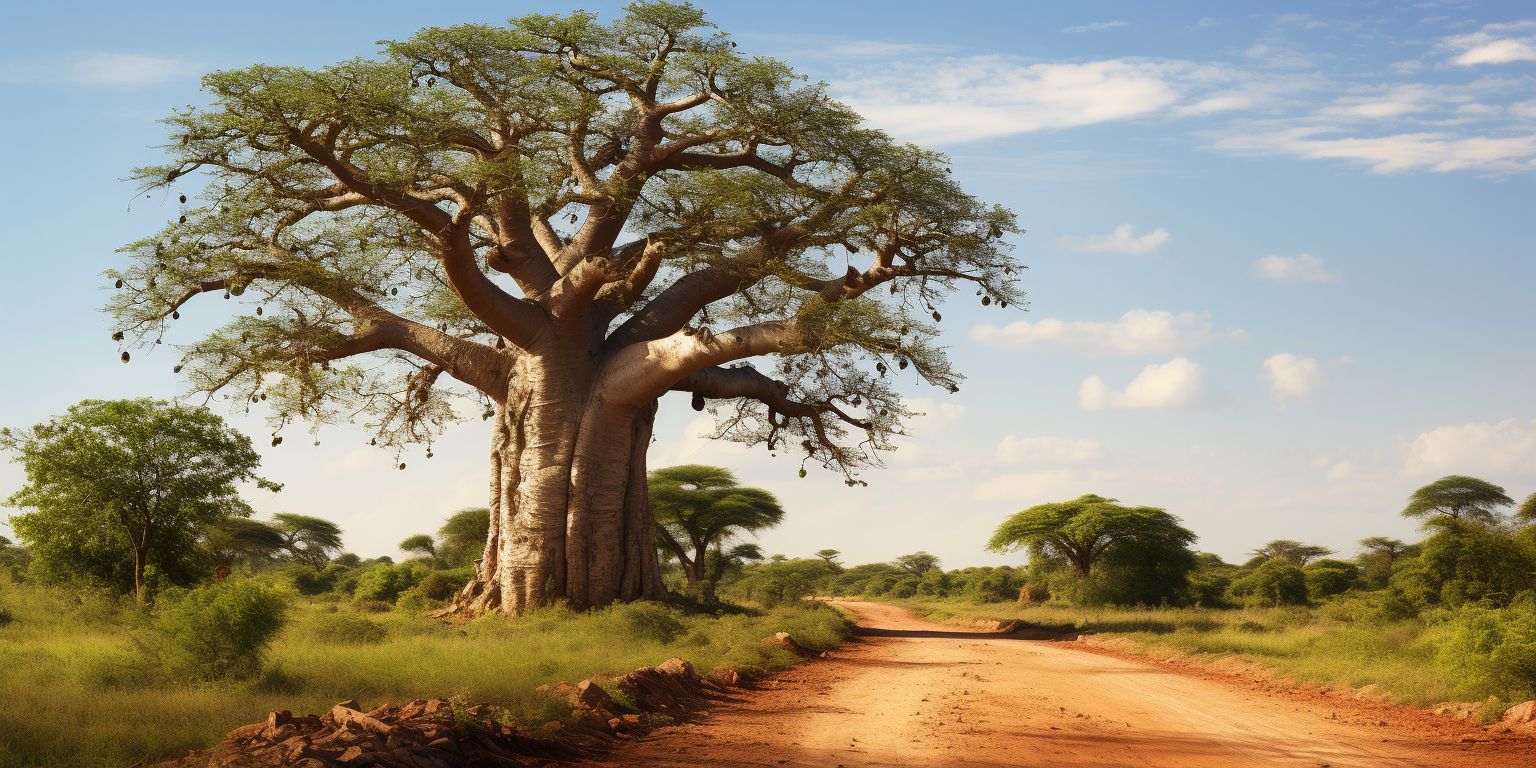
[335,699,363,712]
[331,703,394,735]
[1502,700,1536,725]
[711,667,742,686]
[1353,684,1389,702]
[658,657,698,679]
[544,720,564,732]
[572,679,616,711]
[763,632,813,658]
[337,745,365,762]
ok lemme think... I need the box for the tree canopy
[1401,475,1514,525]
[2,399,272,599]
[106,2,1024,613]
[1248,539,1334,567]
[986,494,1196,578]
[891,551,940,577]
[270,513,345,567]
[436,507,491,567]
[649,463,783,599]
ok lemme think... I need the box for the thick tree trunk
[439,352,666,617]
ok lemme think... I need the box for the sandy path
[586,601,1533,767]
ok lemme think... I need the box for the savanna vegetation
[702,482,1536,721]
[0,399,844,767]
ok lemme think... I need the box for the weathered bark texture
[440,353,665,617]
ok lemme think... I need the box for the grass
[900,598,1453,707]
[0,581,849,768]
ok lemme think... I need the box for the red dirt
[583,601,1536,767]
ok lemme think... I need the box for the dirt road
[588,601,1534,767]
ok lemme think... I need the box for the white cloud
[1391,60,1426,74]
[1402,418,1536,476]
[995,436,1104,464]
[834,57,1190,144]
[970,309,1247,356]
[1079,358,1211,410]
[973,469,1080,502]
[1262,353,1327,405]
[68,53,199,85]
[1211,126,1536,173]
[1053,223,1171,254]
[1064,21,1128,34]
[1439,22,1536,66]
[1252,254,1340,283]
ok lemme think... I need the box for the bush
[1304,559,1360,599]
[157,581,288,680]
[353,562,427,604]
[1227,560,1309,606]
[1391,522,1536,608]
[306,612,388,645]
[612,601,686,643]
[1436,606,1536,701]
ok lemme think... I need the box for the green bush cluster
[157,580,288,681]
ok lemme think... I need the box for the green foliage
[352,561,428,605]
[1518,491,1536,524]
[157,581,289,680]
[650,465,785,599]
[437,508,490,568]
[304,612,388,645]
[1249,540,1334,566]
[1390,519,1536,607]
[722,557,838,606]
[987,494,1197,581]
[2,399,269,599]
[891,551,941,577]
[1227,560,1309,606]
[1077,535,1200,607]
[1303,559,1361,599]
[1436,606,1536,702]
[1402,475,1514,525]
[398,534,435,559]
[611,601,687,643]
[270,513,344,568]
[1357,537,1412,588]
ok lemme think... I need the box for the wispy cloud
[5,52,200,85]
[834,57,1193,144]
[971,310,1247,357]
[1064,21,1128,34]
[1438,21,1536,66]
[1079,358,1216,410]
[1210,126,1536,173]
[1053,223,1170,254]
[1252,254,1340,283]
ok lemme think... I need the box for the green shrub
[352,598,392,613]
[305,612,387,645]
[1436,606,1536,701]
[157,581,288,680]
[1392,521,1536,608]
[1304,559,1360,599]
[1227,560,1309,606]
[353,562,426,604]
[612,601,686,643]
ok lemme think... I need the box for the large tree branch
[670,365,870,430]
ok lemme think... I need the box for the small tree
[202,517,286,572]
[2,399,273,601]
[1402,475,1514,525]
[271,513,344,567]
[814,548,842,566]
[986,494,1196,578]
[1357,536,1410,588]
[1249,539,1333,567]
[1227,559,1309,606]
[437,507,491,568]
[399,534,437,560]
[892,551,941,577]
[649,464,784,600]
[1517,492,1536,524]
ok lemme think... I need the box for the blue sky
[1,1,1532,569]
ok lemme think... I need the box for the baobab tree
[108,3,1024,615]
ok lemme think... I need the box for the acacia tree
[892,551,940,577]
[650,464,783,599]
[986,494,1195,578]
[109,3,1022,615]
[1248,539,1333,567]
[1401,475,1514,525]
[271,513,345,567]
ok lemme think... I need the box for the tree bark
[438,352,666,617]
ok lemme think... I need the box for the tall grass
[903,599,1453,706]
[0,581,848,768]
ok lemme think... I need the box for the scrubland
[0,581,847,768]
